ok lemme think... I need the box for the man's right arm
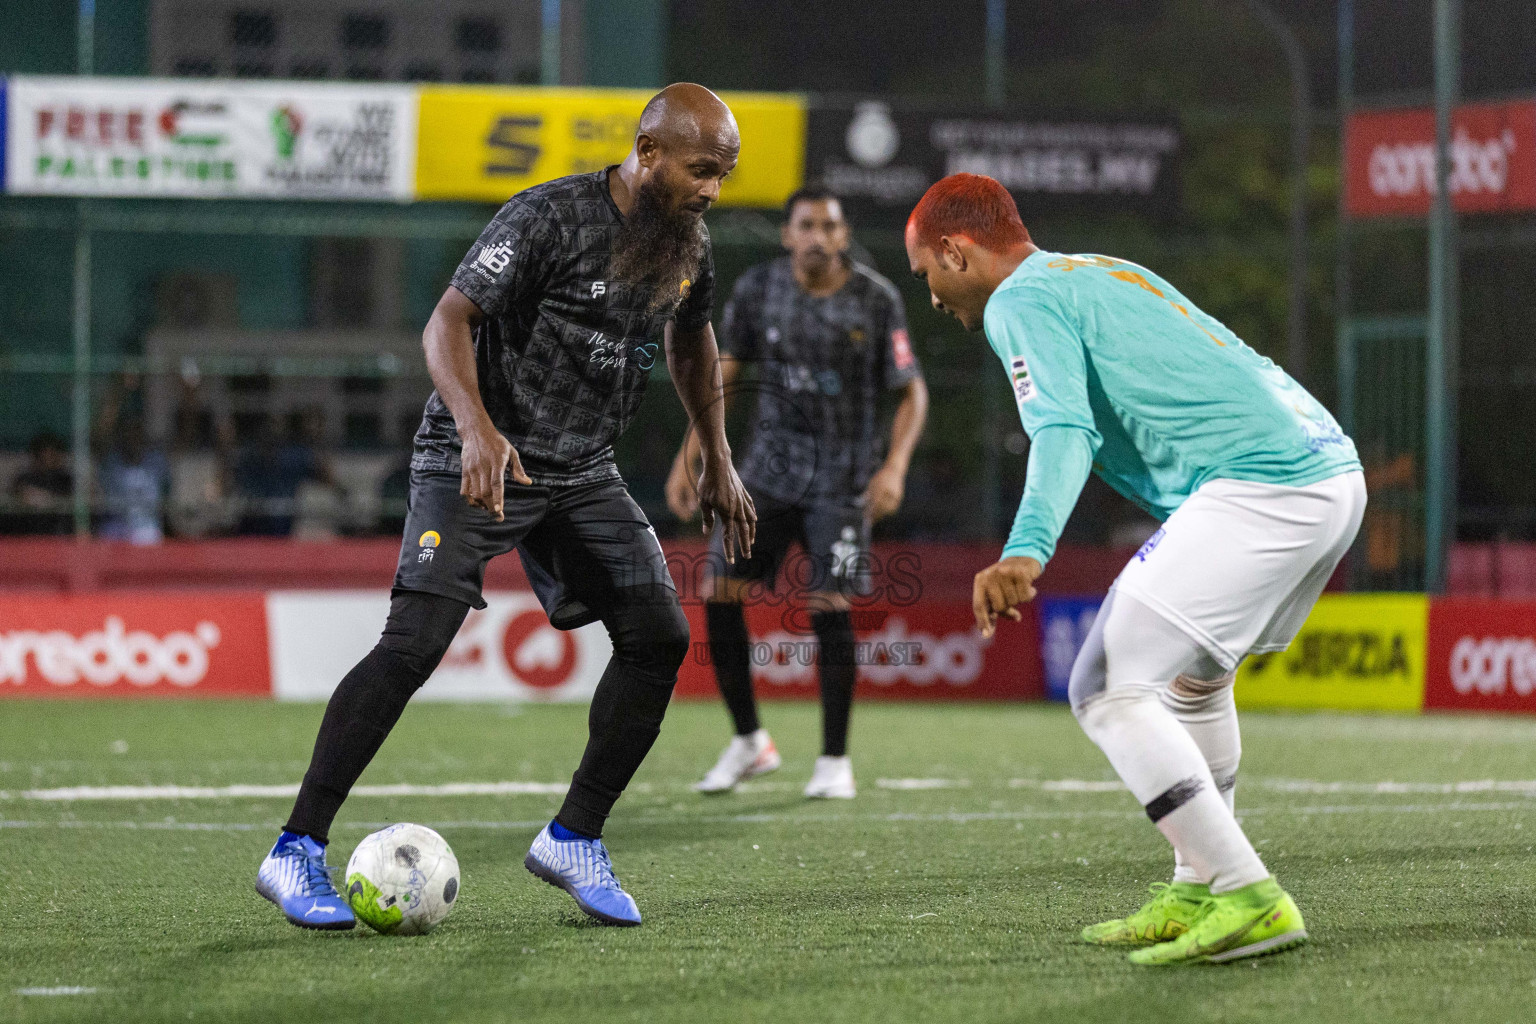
[422,286,531,522]
[971,286,1101,636]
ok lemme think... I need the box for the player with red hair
[906,173,1364,966]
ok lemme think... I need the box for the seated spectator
[4,431,75,535]
[98,417,169,545]
[233,411,333,536]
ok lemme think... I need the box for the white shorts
[1111,471,1367,671]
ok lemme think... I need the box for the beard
[609,174,705,312]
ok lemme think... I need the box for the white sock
[1162,674,1241,885]
[1077,684,1268,894]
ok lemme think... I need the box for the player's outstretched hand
[460,421,531,522]
[665,451,701,522]
[862,463,906,523]
[698,459,756,563]
[972,556,1043,639]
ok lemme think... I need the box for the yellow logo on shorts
[419,530,441,548]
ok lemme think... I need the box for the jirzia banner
[1344,100,1536,218]
[1236,594,1428,713]
[4,76,416,200]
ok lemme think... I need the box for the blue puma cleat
[256,832,356,931]
[524,823,642,926]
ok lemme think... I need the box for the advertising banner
[674,601,1042,701]
[1235,594,1428,713]
[1344,100,1536,218]
[806,101,1180,222]
[1037,596,1102,702]
[415,86,805,207]
[1425,599,1536,713]
[0,592,271,697]
[266,590,612,702]
[4,76,416,200]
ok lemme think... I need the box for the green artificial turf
[3,700,1536,1023]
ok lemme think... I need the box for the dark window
[173,58,217,77]
[461,67,497,83]
[233,62,273,78]
[513,66,539,85]
[346,65,385,81]
[344,411,382,448]
[455,17,501,53]
[230,11,278,48]
[289,61,330,79]
[341,13,390,50]
[402,62,442,82]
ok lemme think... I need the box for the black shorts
[712,492,872,597]
[394,469,674,630]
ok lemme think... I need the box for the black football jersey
[720,257,920,503]
[412,168,715,486]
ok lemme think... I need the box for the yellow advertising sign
[415,86,805,207]
[1235,594,1429,713]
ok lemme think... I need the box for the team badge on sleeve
[891,328,914,370]
[1010,356,1037,404]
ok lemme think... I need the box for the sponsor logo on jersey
[590,281,606,298]
[1010,355,1036,403]
[476,241,513,275]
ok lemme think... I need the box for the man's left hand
[862,463,906,523]
[972,556,1043,638]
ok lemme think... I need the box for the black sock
[556,587,690,838]
[705,600,759,736]
[283,591,468,845]
[813,609,857,757]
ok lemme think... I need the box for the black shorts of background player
[665,186,928,799]
[260,84,756,930]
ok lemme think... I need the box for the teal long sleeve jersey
[983,251,1361,567]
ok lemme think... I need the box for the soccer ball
[345,823,460,935]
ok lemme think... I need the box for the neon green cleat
[1080,881,1210,946]
[1126,877,1307,966]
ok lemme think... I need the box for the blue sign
[0,77,8,194]
[1037,595,1103,702]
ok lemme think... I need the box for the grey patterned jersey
[721,256,920,504]
[412,168,715,486]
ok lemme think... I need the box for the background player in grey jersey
[256,84,756,931]
[666,186,928,798]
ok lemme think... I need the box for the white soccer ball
[344,823,460,935]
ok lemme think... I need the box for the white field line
[3,799,1535,835]
[1009,778,1536,796]
[1,781,570,802]
[14,987,97,996]
[6,777,1536,803]
[876,778,970,790]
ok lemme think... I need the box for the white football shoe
[803,755,856,799]
[694,729,781,793]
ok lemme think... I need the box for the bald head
[613,82,740,222]
[638,83,739,152]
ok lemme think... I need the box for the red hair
[906,173,1031,253]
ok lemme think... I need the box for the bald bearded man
[256,84,756,930]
